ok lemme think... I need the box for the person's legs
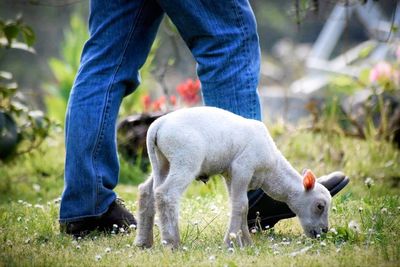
[158,0,262,121]
[60,0,164,223]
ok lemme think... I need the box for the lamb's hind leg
[135,177,155,248]
[155,165,198,249]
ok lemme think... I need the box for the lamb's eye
[317,203,324,212]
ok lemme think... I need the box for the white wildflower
[76,245,81,250]
[348,220,361,233]
[251,228,257,234]
[112,224,118,229]
[228,247,235,253]
[125,244,131,248]
[161,240,168,245]
[34,204,44,210]
[24,238,31,244]
[33,184,41,192]
[330,228,338,235]
[18,200,23,204]
[332,206,337,212]
[209,255,216,261]
[95,255,102,261]
[129,224,136,230]
[182,246,188,251]
[17,217,22,222]
[119,228,125,233]
[358,207,363,212]
[381,207,388,214]
[320,241,327,247]
[273,251,280,255]
[105,247,111,253]
[364,177,374,188]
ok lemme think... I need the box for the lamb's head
[289,169,332,238]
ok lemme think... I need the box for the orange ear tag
[303,169,316,191]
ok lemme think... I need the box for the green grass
[0,126,399,266]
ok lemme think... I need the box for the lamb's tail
[146,118,168,186]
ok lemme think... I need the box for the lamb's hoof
[135,239,153,249]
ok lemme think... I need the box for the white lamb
[135,107,331,249]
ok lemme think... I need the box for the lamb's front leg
[224,168,253,248]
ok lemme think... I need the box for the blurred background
[1,3,400,264]
[1,0,399,170]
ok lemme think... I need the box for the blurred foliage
[0,15,55,160]
[0,14,35,49]
[43,11,160,123]
[307,44,400,145]
[43,13,88,124]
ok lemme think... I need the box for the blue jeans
[60,0,261,222]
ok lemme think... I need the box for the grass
[0,125,399,266]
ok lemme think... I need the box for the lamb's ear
[303,169,316,191]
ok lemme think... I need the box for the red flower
[176,78,201,105]
[169,95,177,106]
[141,95,151,112]
[152,96,166,112]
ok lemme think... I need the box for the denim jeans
[60,0,262,222]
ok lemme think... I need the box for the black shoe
[60,199,137,237]
[247,171,350,230]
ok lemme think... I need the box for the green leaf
[3,24,19,45]
[21,26,35,46]
[358,45,374,59]
[0,82,18,97]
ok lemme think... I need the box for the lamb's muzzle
[135,107,332,249]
